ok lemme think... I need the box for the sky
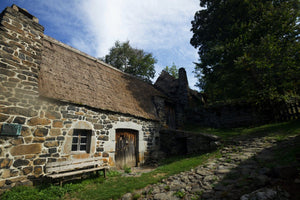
[0,0,201,90]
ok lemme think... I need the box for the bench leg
[60,178,62,187]
[103,169,107,178]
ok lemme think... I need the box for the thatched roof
[38,35,164,120]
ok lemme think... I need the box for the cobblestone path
[122,134,300,200]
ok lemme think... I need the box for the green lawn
[185,119,300,141]
[1,120,299,200]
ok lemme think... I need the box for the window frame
[71,129,92,154]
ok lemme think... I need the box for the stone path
[122,134,300,200]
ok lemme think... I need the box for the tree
[163,63,179,78]
[191,0,300,102]
[103,41,156,82]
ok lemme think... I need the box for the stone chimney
[0,4,44,116]
[175,68,189,128]
[0,5,44,190]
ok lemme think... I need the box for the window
[71,129,91,153]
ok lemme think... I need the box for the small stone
[28,117,51,126]
[0,180,6,187]
[52,120,63,128]
[154,192,179,200]
[191,185,202,193]
[13,116,26,124]
[121,193,132,200]
[98,135,109,141]
[57,136,64,141]
[0,158,13,169]
[102,152,109,157]
[2,169,11,179]
[49,148,57,154]
[0,114,9,122]
[44,141,58,148]
[10,144,42,156]
[0,107,37,117]
[33,159,46,165]
[13,159,29,167]
[32,137,45,143]
[196,168,211,176]
[94,124,104,130]
[23,167,33,175]
[45,111,61,120]
[49,129,61,136]
[10,138,24,145]
[96,147,104,152]
[34,166,42,175]
[169,184,182,191]
[21,126,31,137]
[34,127,48,137]
[10,170,19,177]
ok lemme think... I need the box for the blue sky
[1,0,201,90]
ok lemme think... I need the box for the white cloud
[1,0,201,89]
[75,0,200,89]
[77,0,198,55]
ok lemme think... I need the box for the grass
[186,119,300,169]
[1,119,299,200]
[185,119,300,141]
[72,151,221,200]
[1,151,221,200]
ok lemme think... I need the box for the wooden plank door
[115,129,137,169]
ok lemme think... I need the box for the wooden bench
[44,157,109,186]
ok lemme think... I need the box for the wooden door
[115,129,137,169]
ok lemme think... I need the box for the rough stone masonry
[0,4,220,194]
[0,4,163,192]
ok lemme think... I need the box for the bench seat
[45,157,109,185]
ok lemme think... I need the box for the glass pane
[80,145,86,151]
[73,131,79,136]
[72,145,77,151]
[72,137,78,143]
[80,137,87,143]
[81,132,88,137]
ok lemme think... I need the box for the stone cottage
[0,4,171,190]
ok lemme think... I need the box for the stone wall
[159,129,220,156]
[154,68,190,129]
[0,98,160,190]
[187,103,257,128]
[0,5,160,192]
[187,99,300,128]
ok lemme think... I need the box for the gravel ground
[121,134,300,200]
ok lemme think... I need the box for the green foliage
[132,193,141,200]
[1,183,84,200]
[191,0,300,103]
[123,165,132,173]
[102,41,156,82]
[163,63,179,78]
[173,190,186,198]
[107,170,122,177]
